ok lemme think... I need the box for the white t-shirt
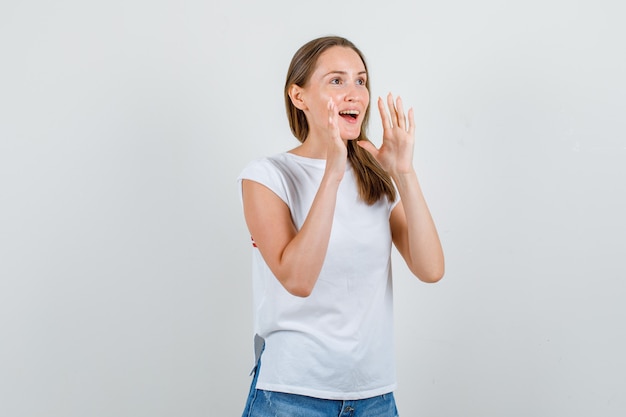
[238,152,398,400]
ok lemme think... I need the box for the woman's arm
[242,175,340,297]
[241,99,347,297]
[359,93,444,282]
[389,173,444,282]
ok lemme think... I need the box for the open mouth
[339,110,360,121]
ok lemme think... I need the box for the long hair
[284,36,396,205]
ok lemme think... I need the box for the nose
[345,82,366,103]
[345,88,361,103]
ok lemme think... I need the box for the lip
[338,107,361,114]
[339,115,359,125]
[338,108,362,124]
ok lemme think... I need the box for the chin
[341,130,361,141]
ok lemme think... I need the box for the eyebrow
[323,70,368,77]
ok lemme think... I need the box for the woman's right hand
[324,98,347,182]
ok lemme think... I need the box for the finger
[408,107,415,137]
[328,98,339,135]
[387,93,397,128]
[378,96,392,131]
[395,96,406,130]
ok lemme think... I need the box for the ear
[288,84,308,111]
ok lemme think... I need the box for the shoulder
[239,152,324,181]
[238,153,292,183]
[237,153,297,205]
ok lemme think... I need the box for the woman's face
[297,46,369,141]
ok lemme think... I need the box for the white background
[1,0,625,416]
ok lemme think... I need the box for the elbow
[419,269,444,283]
[273,266,318,297]
[287,286,314,298]
[283,280,315,298]
[412,262,445,284]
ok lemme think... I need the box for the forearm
[276,175,341,296]
[392,169,445,282]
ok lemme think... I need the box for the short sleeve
[237,157,289,206]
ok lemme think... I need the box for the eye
[356,78,366,86]
[330,78,341,85]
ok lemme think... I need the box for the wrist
[390,168,417,183]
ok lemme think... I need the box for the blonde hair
[284,36,396,205]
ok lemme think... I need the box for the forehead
[313,46,366,74]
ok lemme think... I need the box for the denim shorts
[242,347,399,417]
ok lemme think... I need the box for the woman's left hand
[358,93,415,177]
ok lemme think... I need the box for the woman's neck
[289,134,348,159]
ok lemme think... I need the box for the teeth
[339,110,360,115]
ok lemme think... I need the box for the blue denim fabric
[243,389,399,417]
[242,343,399,417]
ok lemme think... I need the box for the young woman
[238,36,444,416]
